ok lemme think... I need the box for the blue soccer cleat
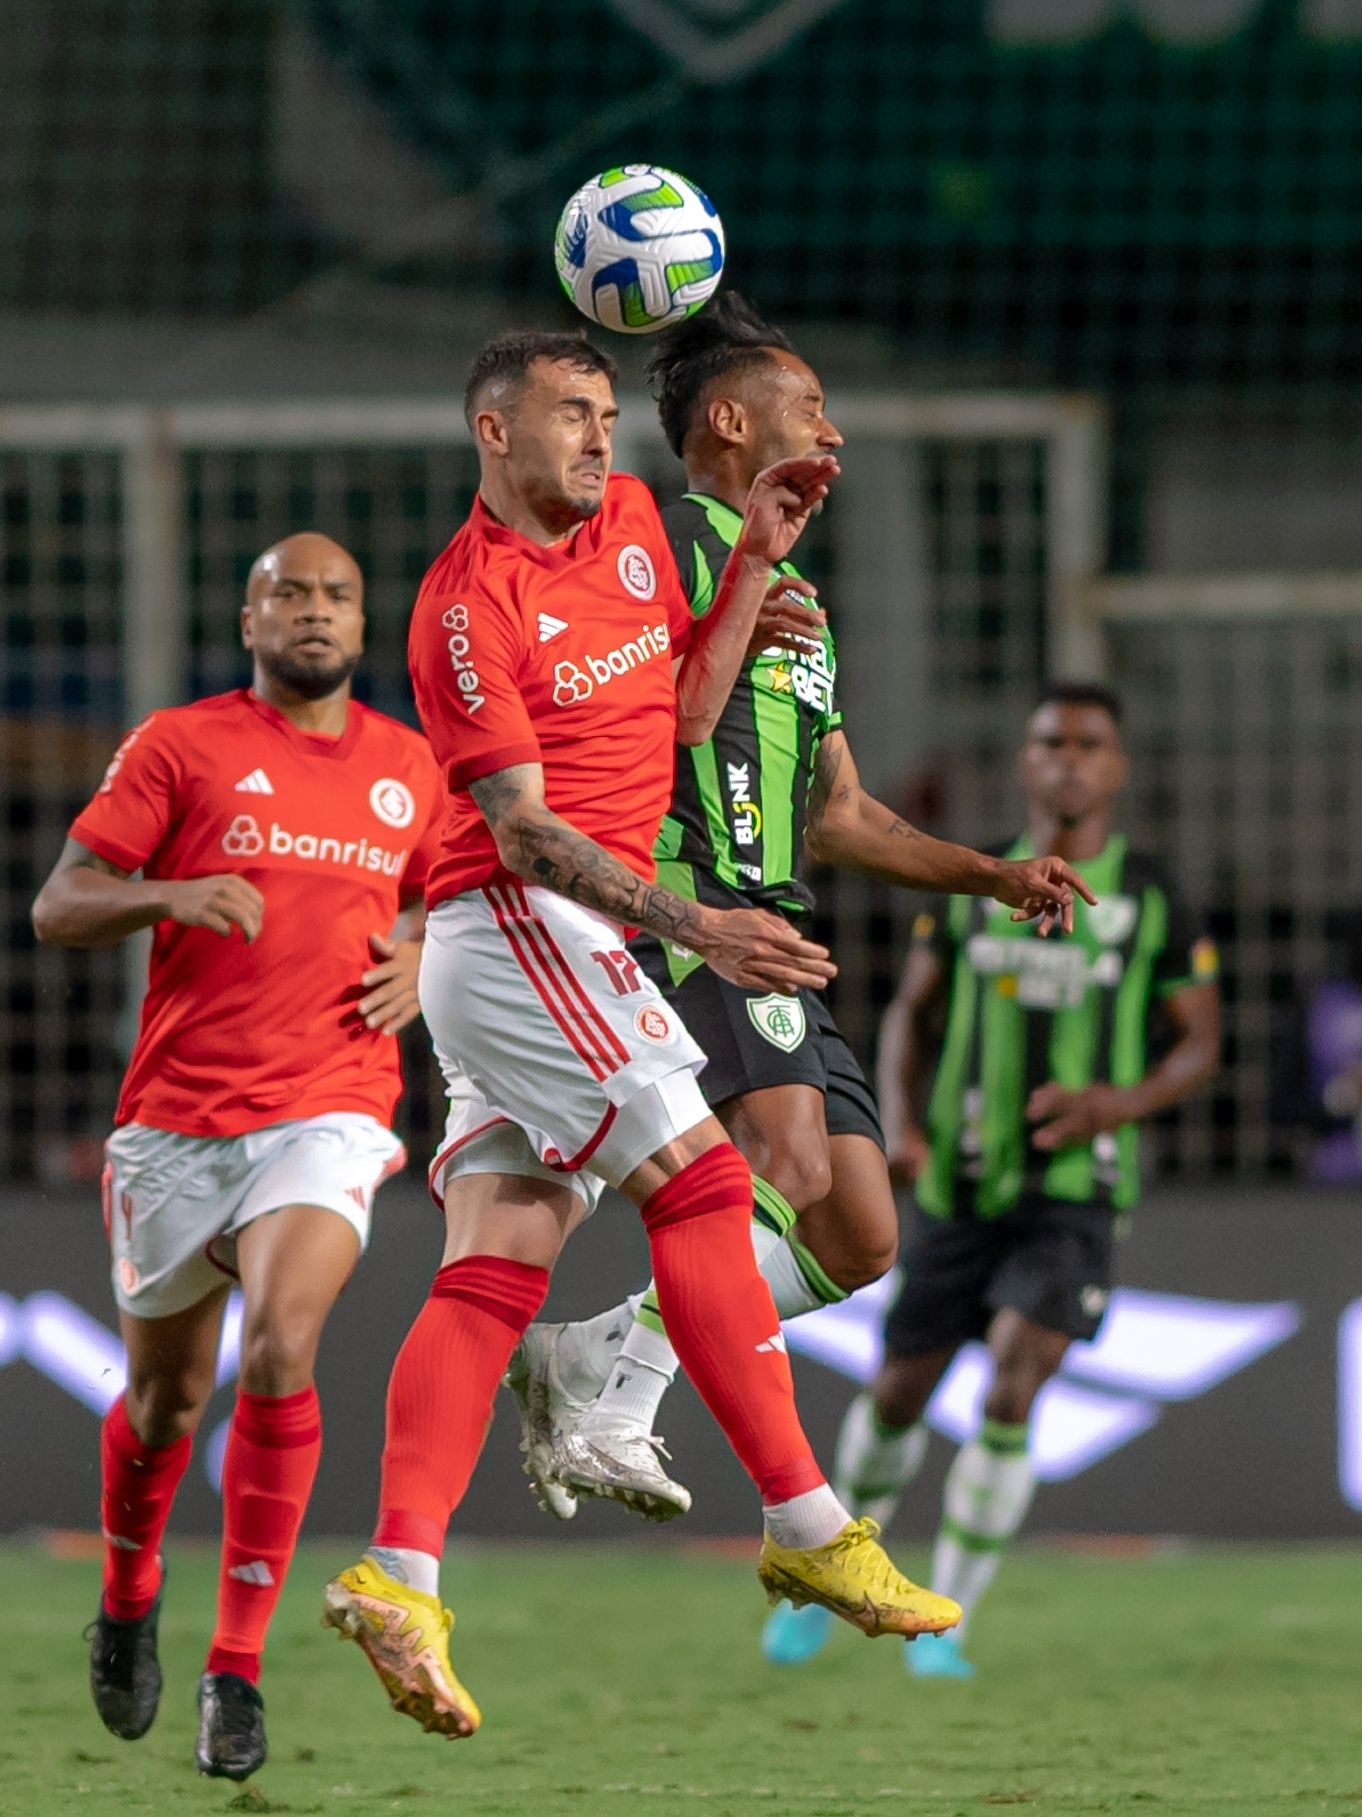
[761,1599,834,1665]
[906,1630,976,1679]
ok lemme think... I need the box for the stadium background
[3,0,1362,1539]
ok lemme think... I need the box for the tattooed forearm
[469,768,706,944]
[805,734,850,834]
[517,817,706,942]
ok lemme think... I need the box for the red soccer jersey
[70,690,444,1138]
[409,473,693,903]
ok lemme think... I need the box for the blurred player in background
[32,535,442,1778]
[321,329,970,1741]
[508,294,1093,1524]
[766,683,1221,1672]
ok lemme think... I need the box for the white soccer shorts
[102,1112,406,1319]
[421,881,710,1195]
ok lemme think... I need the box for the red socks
[643,1145,825,1506]
[375,1255,549,1556]
[206,1386,322,1685]
[100,1396,192,1619]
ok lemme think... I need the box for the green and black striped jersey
[654,492,841,960]
[915,833,1219,1218]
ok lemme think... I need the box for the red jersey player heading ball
[322,328,965,1742]
[33,533,442,1782]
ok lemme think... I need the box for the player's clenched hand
[739,455,841,567]
[692,905,837,994]
[1026,1081,1128,1151]
[747,576,827,659]
[358,933,423,1035]
[162,874,265,942]
[993,855,1098,937]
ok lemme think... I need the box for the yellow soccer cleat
[757,1518,962,1640]
[321,1556,481,1739]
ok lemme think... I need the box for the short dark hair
[645,290,798,457]
[1033,680,1124,727]
[463,329,617,427]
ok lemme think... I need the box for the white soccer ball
[554,164,725,336]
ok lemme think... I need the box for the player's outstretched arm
[1027,981,1221,1150]
[674,454,838,746]
[804,731,1096,935]
[32,839,265,949]
[469,762,837,994]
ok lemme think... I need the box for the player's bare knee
[760,1141,832,1215]
[238,1312,322,1397]
[124,1372,210,1446]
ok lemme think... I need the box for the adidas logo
[228,1560,275,1587]
[234,768,274,795]
[537,613,569,643]
[755,1332,787,1355]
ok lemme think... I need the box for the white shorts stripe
[502,878,631,1071]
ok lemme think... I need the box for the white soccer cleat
[503,1322,589,1521]
[550,1423,692,1523]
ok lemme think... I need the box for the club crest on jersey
[617,543,657,601]
[369,777,415,829]
[222,814,265,857]
[747,993,806,1052]
[1086,894,1138,946]
[634,1005,674,1044]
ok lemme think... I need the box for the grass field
[4,1539,1361,1817]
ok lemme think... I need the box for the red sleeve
[69,715,179,872]
[398,742,446,901]
[408,582,542,792]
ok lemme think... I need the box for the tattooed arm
[469,763,836,992]
[32,839,266,948]
[804,731,1095,934]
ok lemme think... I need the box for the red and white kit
[73,689,443,1315]
[410,475,710,1195]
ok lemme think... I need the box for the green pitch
[5,1540,1361,1817]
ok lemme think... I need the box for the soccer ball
[554,165,725,336]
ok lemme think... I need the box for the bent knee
[759,1143,833,1214]
[124,1373,211,1446]
[238,1315,323,1396]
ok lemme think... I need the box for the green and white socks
[831,1396,1036,1640]
[574,1175,848,1442]
[931,1417,1035,1638]
[831,1391,929,1528]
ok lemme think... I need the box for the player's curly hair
[646,291,798,458]
[464,330,618,427]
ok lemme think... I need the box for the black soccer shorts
[632,936,884,1148]
[883,1192,1115,1357]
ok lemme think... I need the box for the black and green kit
[653,491,842,932]
[916,833,1213,1218]
[630,491,881,1145]
[882,833,1216,1355]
